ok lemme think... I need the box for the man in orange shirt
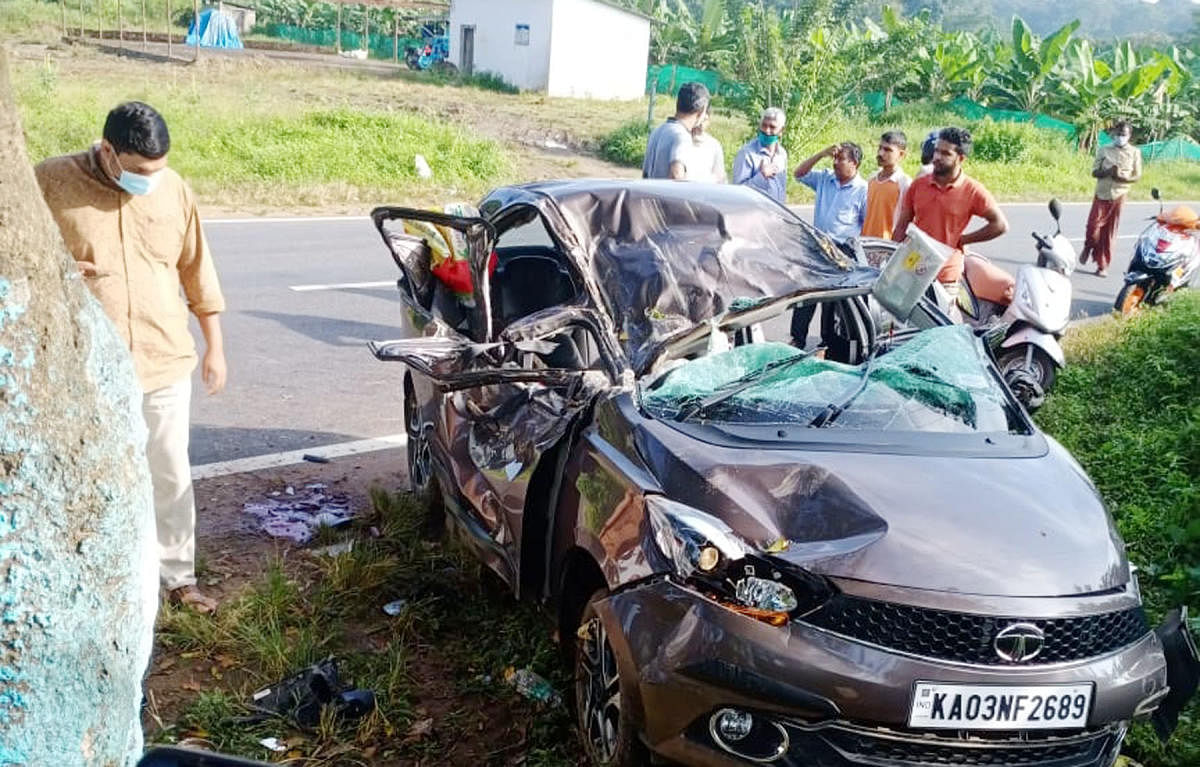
[893,126,1008,294]
[862,131,910,241]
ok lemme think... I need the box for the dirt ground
[142,449,579,766]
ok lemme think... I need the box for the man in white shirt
[643,82,710,180]
[732,107,788,203]
[688,111,726,183]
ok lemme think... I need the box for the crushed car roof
[484,180,880,372]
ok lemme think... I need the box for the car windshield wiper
[809,342,883,428]
[674,346,824,422]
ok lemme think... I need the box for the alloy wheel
[405,390,432,493]
[578,615,622,764]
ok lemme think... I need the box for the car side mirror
[1048,198,1061,222]
[872,227,952,322]
[1151,187,1161,200]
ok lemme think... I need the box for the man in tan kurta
[35,101,226,613]
[1081,121,1142,276]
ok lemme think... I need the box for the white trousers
[142,378,196,589]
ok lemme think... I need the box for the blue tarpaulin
[186,7,244,49]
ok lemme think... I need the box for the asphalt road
[190,199,1187,464]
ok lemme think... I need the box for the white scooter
[955,199,1075,410]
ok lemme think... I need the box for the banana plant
[984,16,1079,114]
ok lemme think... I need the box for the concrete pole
[141,0,147,49]
[363,6,368,57]
[192,0,199,61]
[60,0,68,39]
[96,0,102,40]
[78,0,83,37]
[393,13,398,63]
[0,49,157,767]
[166,0,172,58]
[116,0,123,54]
[335,1,342,54]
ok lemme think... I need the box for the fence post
[393,14,398,63]
[192,0,199,60]
[60,0,68,39]
[116,0,122,54]
[646,75,657,131]
[166,0,171,58]
[667,64,677,96]
[78,0,83,37]
[335,2,342,54]
[96,0,102,41]
[141,0,146,49]
[363,5,368,57]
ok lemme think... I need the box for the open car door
[370,207,620,594]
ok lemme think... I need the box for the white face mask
[115,168,163,196]
[1113,135,1130,148]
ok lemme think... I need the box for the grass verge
[151,487,578,765]
[1037,292,1200,767]
[13,54,513,210]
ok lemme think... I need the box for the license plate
[909,682,1092,730]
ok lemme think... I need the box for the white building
[448,0,651,100]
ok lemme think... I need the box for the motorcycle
[954,199,1075,410]
[1114,187,1200,316]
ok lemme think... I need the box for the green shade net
[1097,133,1200,163]
[946,97,1077,139]
[256,22,420,60]
[646,64,747,99]
[643,325,1011,432]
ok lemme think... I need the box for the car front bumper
[595,579,1167,767]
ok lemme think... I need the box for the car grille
[809,726,1117,767]
[802,594,1149,665]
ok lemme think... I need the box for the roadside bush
[970,119,1035,163]
[600,118,650,167]
[1037,293,1200,767]
[463,71,519,94]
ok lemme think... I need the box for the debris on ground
[258,737,287,753]
[382,598,409,617]
[302,453,331,464]
[308,540,354,558]
[243,484,354,543]
[404,716,434,743]
[503,667,561,707]
[247,657,376,729]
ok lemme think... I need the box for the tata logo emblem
[994,623,1046,663]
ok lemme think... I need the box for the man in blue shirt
[732,107,788,203]
[793,142,868,240]
[789,142,868,345]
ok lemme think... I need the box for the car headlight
[646,496,832,625]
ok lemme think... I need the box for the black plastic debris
[245,658,376,729]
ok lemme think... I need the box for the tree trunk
[0,50,156,766]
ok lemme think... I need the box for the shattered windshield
[642,325,1015,433]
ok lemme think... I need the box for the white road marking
[289,280,395,292]
[206,215,371,224]
[192,433,408,480]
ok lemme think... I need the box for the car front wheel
[575,588,648,767]
[404,377,444,537]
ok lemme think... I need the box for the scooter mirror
[1048,199,1062,222]
[1151,187,1161,200]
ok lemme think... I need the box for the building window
[515,24,530,45]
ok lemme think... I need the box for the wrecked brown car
[369,181,1198,767]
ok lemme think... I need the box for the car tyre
[575,588,649,767]
[404,376,444,539]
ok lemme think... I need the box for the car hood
[633,420,1128,597]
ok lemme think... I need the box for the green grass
[12,54,514,210]
[1036,292,1200,767]
[1,0,182,40]
[152,488,577,765]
